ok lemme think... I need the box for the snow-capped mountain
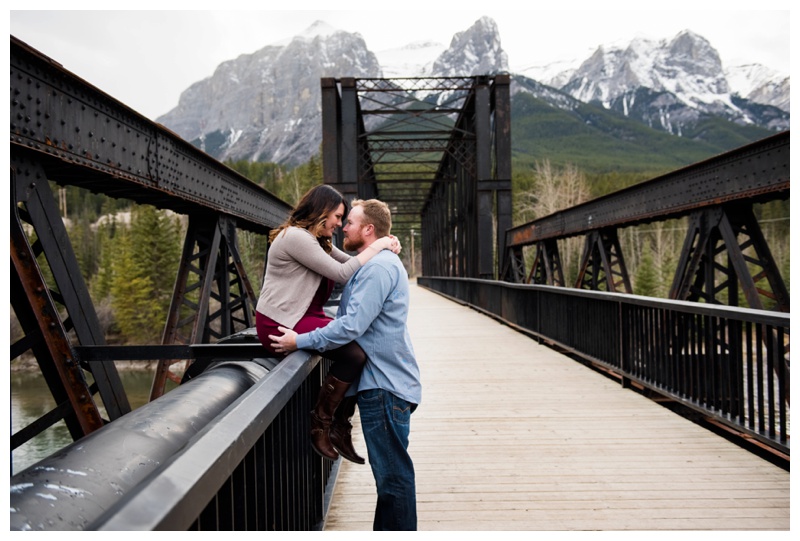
[549,30,788,133]
[562,32,730,107]
[157,17,511,167]
[726,63,790,113]
[375,41,445,78]
[429,16,509,76]
[157,21,381,166]
[375,16,509,78]
[156,17,788,167]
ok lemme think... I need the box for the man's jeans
[358,388,418,531]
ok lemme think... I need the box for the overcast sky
[7,1,794,121]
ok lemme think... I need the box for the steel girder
[670,203,790,312]
[151,215,258,399]
[575,228,633,293]
[10,36,291,232]
[668,202,791,402]
[321,75,512,278]
[505,131,789,245]
[9,36,291,450]
[503,132,789,312]
[11,161,124,454]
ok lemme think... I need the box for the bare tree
[515,160,590,283]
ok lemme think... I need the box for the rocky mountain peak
[662,30,728,93]
[430,16,508,76]
[156,18,788,168]
[157,22,381,166]
[560,29,734,111]
[298,20,339,40]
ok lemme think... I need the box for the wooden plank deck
[323,283,790,531]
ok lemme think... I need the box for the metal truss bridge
[9,35,790,530]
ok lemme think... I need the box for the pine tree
[109,229,162,343]
[634,240,659,297]
[90,220,118,301]
[128,205,182,317]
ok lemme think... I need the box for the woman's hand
[374,235,402,254]
[388,234,402,254]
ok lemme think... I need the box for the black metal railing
[94,352,334,531]
[418,277,790,456]
[11,350,337,531]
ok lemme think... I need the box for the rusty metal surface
[10,36,291,234]
[506,131,790,247]
[11,195,105,443]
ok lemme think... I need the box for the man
[270,198,422,531]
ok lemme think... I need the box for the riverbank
[11,355,175,373]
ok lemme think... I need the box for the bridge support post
[153,215,257,399]
[529,239,566,286]
[575,228,632,292]
[670,203,790,311]
[10,159,130,447]
[494,75,513,280]
[11,195,106,447]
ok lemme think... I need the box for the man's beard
[344,236,365,252]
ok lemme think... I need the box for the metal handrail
[11,350,335,531]
[418,277,790,457]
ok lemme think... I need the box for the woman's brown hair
[269,184,347,253]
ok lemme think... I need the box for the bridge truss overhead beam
[10,36,291,234]
[502,131,789,314]
[9,36,292,454]
[506,131,789,247]
[322,75,512,278]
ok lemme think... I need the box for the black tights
[319,341,367,383]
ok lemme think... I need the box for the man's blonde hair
[352,199,392,238]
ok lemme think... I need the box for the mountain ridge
[156,17,788,169]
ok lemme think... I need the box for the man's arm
[269,263,392,353]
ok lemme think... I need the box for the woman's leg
[307,340,367,461]
[322,341,367,381]
[262,313,368,461]
[321,342,368,464]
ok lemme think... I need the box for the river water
[10,370,159,476]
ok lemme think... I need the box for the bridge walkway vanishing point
[324,283,789,531]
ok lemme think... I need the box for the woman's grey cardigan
[256,226,361,328]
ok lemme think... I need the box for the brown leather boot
[310,374,350,460]
[330,395,366,464]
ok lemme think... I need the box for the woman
[255,184,398,463]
